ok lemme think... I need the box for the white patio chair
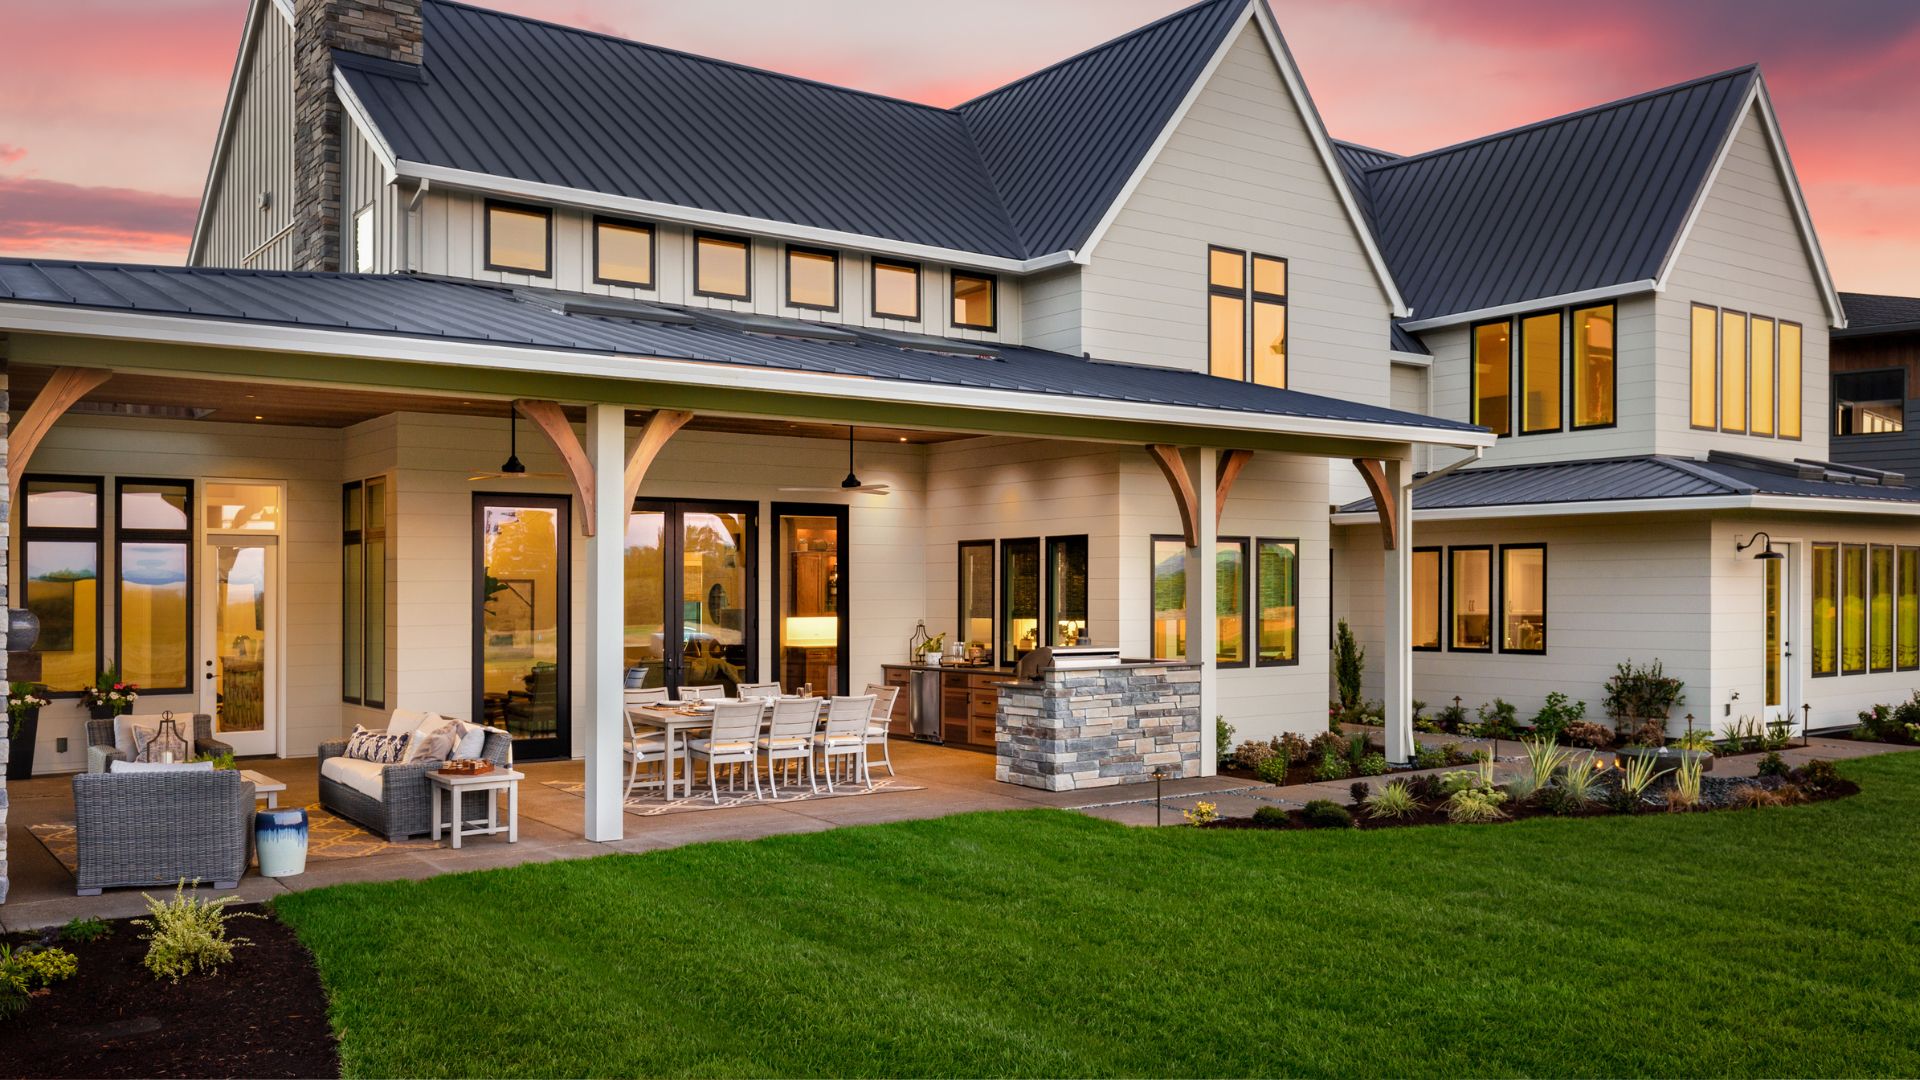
[735,682,782,699]
[623,708,672,801]
[624,687,669,706]
[678,684,726,702]
[759,697,820,798]
[686,701,764,803]
[818,695,875,793]
[862,682,902,777]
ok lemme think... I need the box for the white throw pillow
[451,719,490,760]
[110,759,215,774]
[386,707,430,738]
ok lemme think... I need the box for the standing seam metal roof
[1837,292,1920,336]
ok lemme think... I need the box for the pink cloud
[0,175,198,262]
[0,145,23,165]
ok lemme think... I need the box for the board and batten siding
[194,4,296,270]
[1654,108,1833,462]
[342,118,402,275]
[402,189,1018,343]
[1074,24,1396,408]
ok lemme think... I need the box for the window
[872,258,919,320]
[1519,312,1562,434]
[1216,538,1249,667]
[594,218,654,288]
[1811,542,1838,677]
[952,271,996,330]
[484,201,551,276]
[783,246,837,310]
[1448,546,1492,651]
[1045,535,1088,646]
[1901,546,1919,671]
[1001,538,1039,662]
[352,206,375,274]
[775,505,844,695]
[694,233,750,299]
[1251,255,1287,388]
[958,541,996,665]
[1207,246,1245,380]
[1834,369,1905,435]
[1472,321,1511,436]
[342,478,387,707]
[1500,544,1546,653]
[116,479,192,693]
[1571,303,1615,429]
[1411,547,1441,650]
[1150,537,1186,659]
[1842,543,1867,675]
[1690,304,1718,429]
[21,475,102,693]
[1255,538,1298,666]
[1720,309,1747,433]
[1750,315,1776,437]
[1871,544,1895,673]
[1779,321,1803,439]
[1764,554,1783,707]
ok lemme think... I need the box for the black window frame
[1446,544,1494,654]
[1253,536,1299,668]
[1215,535,1251,669]
[1249,252,1287,388]
[19,472,106,697]
[1870,542,1896,674]
[783,244,840,312]
[1000,536,1040,664]
[113,476,195,695]
[1411,545,1443,652]
[1207,244,1248,382]
[482,199,553,278]
[1497,542,1548,656]
[951,269,998,331]
[591,215,656,289]
[693,231,753,301]
[473,492,576,761]
[1900,545,1920,673]
[1569,302,1618,431]
[1832,367,1907,438]
[1749,313,1779,439]
[957,539,997,668]
[870,257,921,321]
[1470,318,1513,437]
[1149,534,1187,661]
[1779,319,1805,441]
[342,478,388,709]
[1842,541,1867,676]
[1515,310,1564,437]
[1719,307,1750,436]
[1044,534,1089,647]
[771,502,848,696]
[1690,302,1721,431]
[1811,541,1838,678]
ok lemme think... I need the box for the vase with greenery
[919,632,947,666]
[6,681,50,780]
[80,663,139,720]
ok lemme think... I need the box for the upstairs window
[1834,369,1905,435]
[785,246,838,311]
[1779,321,1803,439]
[1720,310,1748,433]
[1571,303,1616,429]
[1205,248,1288,387]
[1471,321,1511,436]
[1207,246,1246,380]
[1519,311,1562,434]
[485,201,551,276]
[694,233,751,300]
[1250,255,1287,388]
[1693,303,1803,440]
[1751,316,1777,437]
[352,206,375,274]
[872,258,920,320]
[952,271,996,330]
[594,218,654,288]
[1690,304,1719,429]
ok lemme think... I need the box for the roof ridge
[1333,137,1400,159]
[1367,63,1758,172]
[952,0,1244,111]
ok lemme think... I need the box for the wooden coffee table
[239,769,287,808]
[427,768,525,848]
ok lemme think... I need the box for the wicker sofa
[71,769,255,895]
[85,713,232,774]
[318,726,513,841]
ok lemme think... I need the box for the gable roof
[335,0,1249,265]
[0,258,1485,444]
[1838,292,1920,337]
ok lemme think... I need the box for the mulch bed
[1,905,339,1079]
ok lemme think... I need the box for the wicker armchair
[86,713,232,774]
[72,769,255,895]
[317,728,513,841]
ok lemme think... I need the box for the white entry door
[199,536,280,756]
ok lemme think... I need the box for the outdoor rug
[543,775,923,816]
[29,803,430,876]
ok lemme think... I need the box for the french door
[625,500,756,696]
[1764,545,1800,728]
[198,536,279,756]
[474,494,571,761]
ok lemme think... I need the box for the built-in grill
[1012,645,1123,681]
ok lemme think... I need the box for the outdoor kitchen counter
[879,664,1018,750]
[993,661,1204,791]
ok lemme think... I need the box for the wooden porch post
[1182,448,1220,775]
[582,403,627,842]
[1378,458,1415,765]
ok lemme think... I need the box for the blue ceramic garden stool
[255,806,309,878]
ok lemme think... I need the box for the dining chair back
[766,698,821,741]
[735,682,782,699]
[678,684,726,701]
[625,687,669,707]
[861,682,903,776]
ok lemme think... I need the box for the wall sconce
[1736,531,1784,561]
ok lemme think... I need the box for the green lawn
[275,752,1920,1078]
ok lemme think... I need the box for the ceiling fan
[780,426,891,495]
[468,404,565,482]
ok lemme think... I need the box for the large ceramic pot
[6,608,39,653]
[255,807,310,878]
[5,706,40,781]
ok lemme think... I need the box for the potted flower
[81,664,139,720]
[7,681,51,780]
[919,632,947,667]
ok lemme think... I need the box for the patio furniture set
[624,683,901,804]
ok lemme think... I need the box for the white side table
[240,769,287,808]
[427,768,525,849]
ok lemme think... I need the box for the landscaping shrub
[1216,717,1236,767]
[1671,728,1715,754]
[1794,759,1842,795]
[1413,744,1448,770]
[1602,658,1685,737]
[1349,781,1371,805]
[1334,620,1364,711]
[1279,732,1311,764]
[1404,773,1444,802]
[1473,698,1521,739]
[1364,781,1420,820]
[1308,731,1348,761]
[61,916,112,945]
[1251,805,1289,826]
[1446,786,1508,823]
[134,881,261,983]
[1183,801,1219,826]
[1622,718,1667,748]
[1668,753,1704,811]
[1856,694,1920,744]
[1729,784,1782,810]
[1235,739,1278,773]
[1515,736,1570,801]
[1302,800,1354,829]
[1255,755,1290,785]
[1720,716,1763,754]
[1763,715,1796,750]
[0,943,79,1018]
[1312,751,1351,781]
[1562,721,1614,749]
[1530,692,1587,744]
[1345,732,1372,769]
[1356,753,1387,777]
[1757,751,1789,778]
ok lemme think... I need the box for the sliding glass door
[773,504,847,695]
[474,494,570,760]
[625,501,755,696]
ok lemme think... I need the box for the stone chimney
[291,0,423,272]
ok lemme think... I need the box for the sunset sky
[1,0,1916,294]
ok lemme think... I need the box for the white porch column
[582,403,626,842]
[1184,448,1219,775]
[1381,457,1415,766]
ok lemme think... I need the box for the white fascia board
[188,0,274,264]
[333,71,400,184]
[393,161,1075,276]
[1389,351,1431,368]
[1397,280,1656,333]
[1653,79,1846,329]
[0,302,1497,451]
[1331,494,1920,524]
[268,0,293,23]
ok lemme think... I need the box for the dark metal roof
[0,258,1481,436]
[1390,321,1427,356]
[1339,453,1920,515]
[1837,292,1920,337]
[1349,66,1757,321]
[337,0,1247,261]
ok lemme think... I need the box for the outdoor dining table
[628,697,826,800]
